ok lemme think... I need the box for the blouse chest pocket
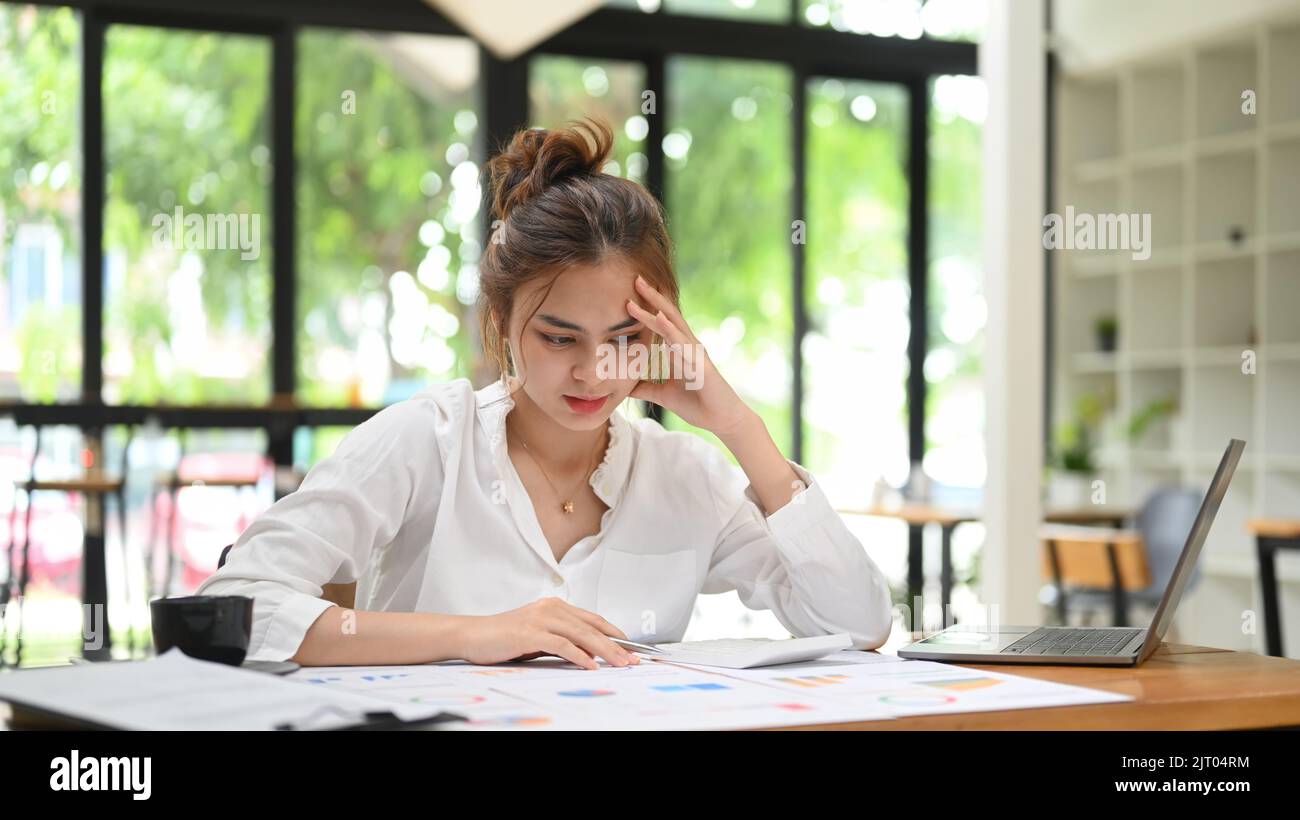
[595,547,699,642]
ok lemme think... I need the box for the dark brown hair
[479,117,680,379]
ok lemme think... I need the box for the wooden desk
[5,644,1296,731]
[779,643,1300,730]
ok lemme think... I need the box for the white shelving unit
[1053,14,1300,654]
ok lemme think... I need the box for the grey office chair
[1044,486,1203,627]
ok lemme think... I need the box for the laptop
[898,438,1244,667]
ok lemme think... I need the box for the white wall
[979,0,1046,627]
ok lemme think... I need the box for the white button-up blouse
[195,377,894,662]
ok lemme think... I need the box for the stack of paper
[0,649,452,730]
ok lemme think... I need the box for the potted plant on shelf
[1048,392,1108,508]
[1127,397,1178,449]
[1094,315,1118,353]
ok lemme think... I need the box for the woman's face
[506,255,653,432]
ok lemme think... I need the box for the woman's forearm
[718,409,802,517]
[290,607,473,667]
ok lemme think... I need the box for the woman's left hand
[624,275,756,439]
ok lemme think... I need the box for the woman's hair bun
[488,117,615,221]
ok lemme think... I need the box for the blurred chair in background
[145,428,266,602]
[3,424,138,667]
[1040,487,1202,630]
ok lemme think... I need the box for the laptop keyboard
[1000,627,1144,656]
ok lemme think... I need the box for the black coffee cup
[150,595,253,665]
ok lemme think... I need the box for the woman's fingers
[561,602,631,641]
[507,601,641,670]
[551,613,637,667]
[634,275,692,338]
[629,379,669,406]
[625,298,674,337]
[626,299,689,349]
[540,635,598,671]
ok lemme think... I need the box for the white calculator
[612,634,853,669]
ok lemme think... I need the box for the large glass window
[800,0,987,41]
[609,0,791,21]
[529,55,648,184]
[666,56,794,456]
[529,55,653,423]
[926,74,986,491]
[925,73,986,624]
[296,30,480,407]
[0,4,81,402]
[665,0,791,23]
[1,0,984,659]
[102,25,272,405]
[804,78,910,505]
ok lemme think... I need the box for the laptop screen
[1137,439,1245,664]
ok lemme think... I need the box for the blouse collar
[475,377,634,508]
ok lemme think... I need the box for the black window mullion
[78,6,111,659]
[82,8,104,405]
[483,50,530,168]
[269,23,297,471]
[645,52,666,207]
[480,48,529,243]
[791,66,808,464]
[644,50,666,425]
[906,76,929,467]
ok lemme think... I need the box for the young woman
[195,119,893,669]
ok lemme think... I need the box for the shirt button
[551,573,564,587]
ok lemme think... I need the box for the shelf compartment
[1264,362,1300,457]
[1265,136,1300,236]
[1195,40,1258,139]
[1130,165,1185,254]
[1266,24,1300,127]
[1128,265,1184,351]
[1262,472,1300,518]
[1195,149,1257,245]
[1190,364,1256,453]
[1193,257,1257,348]
[1129,367,1184,451]
[1062,77,1121,164]
[1058,178,1125,274]
[1130,61,1187,152]
[1064,277,1120,358]
[1265,250,1300,345]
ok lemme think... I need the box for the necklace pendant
[562,500,575,514]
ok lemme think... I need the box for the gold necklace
[514,427,607,514]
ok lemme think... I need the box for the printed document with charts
[287,650,1132,730]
